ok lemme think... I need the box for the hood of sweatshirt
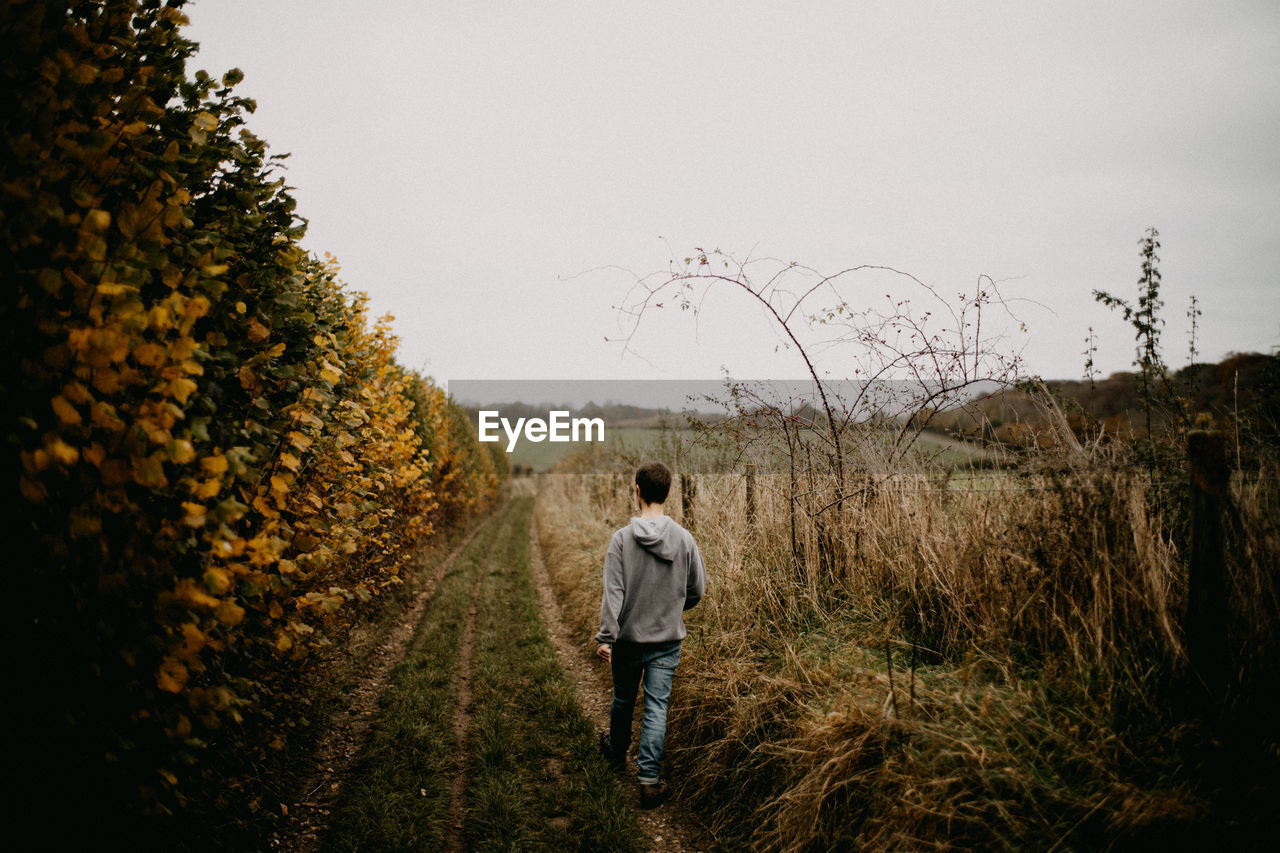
[629,515,680,562]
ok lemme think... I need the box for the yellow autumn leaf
[178,301,210,335]
[193,477,221,499]
[193,111,218,131]
[24,449,50,473]
[90,367,124,395]
[181,501,207,527]
[83,443,106,467]
[96,282,133,297]
[270,473,290,494]
[202,264,229,276]
[63,381,93,405]
[172,577,220,610]
[156,658,189,693]
[280,452,300,472]
[246,320,270,342]
[51,395,81,425]
[168,439,196,463]
[66,327,92,353]
[203,566,232,595]
[235,301,247,314]
[169,335,198,360]
[94,328,129,363]
[49,439,79,466]
[216,600,245,626]
[247,535,280,567]
[287,431,313,451]
[253,494,280,519]
[166,377,198,403]
[148,304,173,332]
[319,360,342,384]
[132,342,166,366]
[201,454,228,476]
[179,622,206,658]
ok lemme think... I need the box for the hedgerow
[2,0,500,835]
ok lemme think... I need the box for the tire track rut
[445,510,502,852]
[272,516,486,852]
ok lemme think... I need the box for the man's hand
[596,643,612,663]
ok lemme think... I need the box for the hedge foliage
[2,0,502,828]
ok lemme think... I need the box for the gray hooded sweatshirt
[595,515,706,645]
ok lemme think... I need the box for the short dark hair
[635,461,671,505]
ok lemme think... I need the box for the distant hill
[923,352,1279,447]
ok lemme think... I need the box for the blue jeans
[609,639,682,782]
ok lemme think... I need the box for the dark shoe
[639,780,669,809]
[599,731,624,772]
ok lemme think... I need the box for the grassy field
[535,451,1280,851]
[507,420,995,475]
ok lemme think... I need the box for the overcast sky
[185,1,1279,386]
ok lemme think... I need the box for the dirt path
[272,518,485,852]
[445,519,493,852]
[528,508,715,853]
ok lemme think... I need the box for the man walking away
[596,461,707,808]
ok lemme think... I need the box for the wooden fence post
[1186,430,1229,702]
[681,473,696,530]
[745,465,756,526]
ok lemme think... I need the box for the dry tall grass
[535,445,1279,850]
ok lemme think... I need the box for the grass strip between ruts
[463,496,644,852]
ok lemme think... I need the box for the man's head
[635,461,671,505]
